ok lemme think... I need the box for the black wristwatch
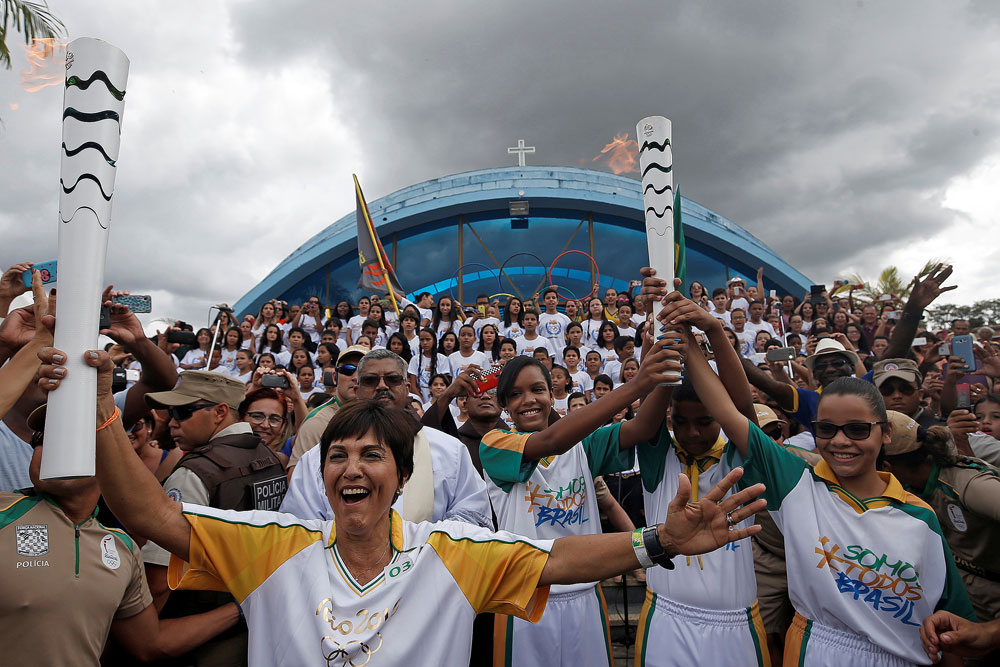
[642,525,675,569]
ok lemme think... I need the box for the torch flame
[20,37,67,93]
[592,133,639,175]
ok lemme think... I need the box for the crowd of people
[1,258,999,666]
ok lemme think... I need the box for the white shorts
[494,585,612,667]
[785,613,914,667]
[633,590,770,666]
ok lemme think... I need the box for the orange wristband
[96,406,121,432]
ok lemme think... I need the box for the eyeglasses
[126,421,147,440]
[246,411,285,427]
[811,420,886,440]
[358,373,407,388]
[336,363,358,376]
[762,426,784,441]
[168,402,218,423]
[878,380,917,396]
[813,357,851,373]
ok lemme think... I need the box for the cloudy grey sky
[2,0,998,329]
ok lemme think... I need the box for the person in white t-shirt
[432,296,463,340]
[538,288,571,355]
[238,320,257,355]
[447,324,490,375]
[501,296,525,340]
[515,311,554,359]
[562,345,592,395]
[414,291,435,327]
[744,301,778,339]
[347,296,372,342]
[229,349,255,384]
[615,303,636,339]
[293,297,325,345]
[594,321,620,370]
[218,328,243,372]
[477,323,502,364]
[407,328,451,402]
[727,277,750,313]
[257,324,287,363]
[729,309,755,358]
[580,297,606,348]
[709,288,732,326]
[251,301,281,341]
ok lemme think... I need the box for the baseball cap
[339,345,368,360]
[753,404,786,428]
[884,410,921,456]
[872,358,922,388]
[145,370,246,410]
[804,338,860,372]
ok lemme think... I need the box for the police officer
[0,406,239,665]
[141,370,287,666]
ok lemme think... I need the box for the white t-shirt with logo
[538,312,571,353]
[515,336,554,359]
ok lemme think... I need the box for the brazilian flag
[674,185,686,286]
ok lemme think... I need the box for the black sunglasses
[878,381,917,396]
[358,373,407,388]
[813,357,851,372]
[812,420,886,440]
[762,426,784,441]
[336,363,358,376]
[168,402,218,423]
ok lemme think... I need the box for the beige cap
[754,404,786,428]
[872,358,922,388]
[338,345,369,360]
[884,410,921,456]
[804,338,860,371]
[145,370,246,410]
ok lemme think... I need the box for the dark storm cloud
[232,0,1000,282]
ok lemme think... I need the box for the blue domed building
[233,166,811,315]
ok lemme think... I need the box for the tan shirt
[288,397,342,468]
[0,491,151,666]
[921,459,1000,578]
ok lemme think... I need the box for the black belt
[954,556,1000,583]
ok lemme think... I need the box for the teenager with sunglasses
[286,345,368,472]
[659,290,975,667]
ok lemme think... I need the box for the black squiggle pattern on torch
[62,141,117,166]
[66,71,126,100]
[61,174,113,200]
[60,206,107,229]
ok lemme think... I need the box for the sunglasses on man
[813,357,851,373]
[168,402,218,423]
[878,380,917,396]
[358,373,407,388]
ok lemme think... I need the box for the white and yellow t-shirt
[480,422,631,595]
[636,429,757,610]
[168,506,551,666]
[737,420,976,664]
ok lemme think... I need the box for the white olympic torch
[636,116,680,382]
[41,38,129,479]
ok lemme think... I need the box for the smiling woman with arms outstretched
[37,344,765,667]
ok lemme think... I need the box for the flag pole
[354,174,401,316]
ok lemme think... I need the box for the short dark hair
[671,379,702,405]
[362,319,380,331]
[497,356,551,408]
[319,400,415,485]
[563,345,580,357]
[542,287,558,299]
[568,391,586,403]
[593,374,614,390]
[712,288,727,298]
[613,336,633,353]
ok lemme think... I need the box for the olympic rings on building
[498,252,549,299]
[448,263,502,303]
[547,250,600,302]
